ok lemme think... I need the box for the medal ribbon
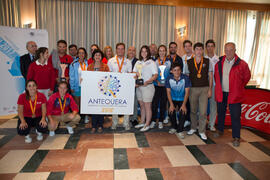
[79,61,86,71]
[158,57,166,65]
[29,94,37,116]
[116,56,125,72]
[58,97,66,113]
[194,57,203,76]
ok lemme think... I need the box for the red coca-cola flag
[224,88,270,134]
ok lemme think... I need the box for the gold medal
[197,74,202,78]
[194,57,203,79]
[61,112,64,116]
[32,114,36,118]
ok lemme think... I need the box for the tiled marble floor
[0,117,270,180]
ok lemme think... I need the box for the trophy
[135,63,144,85]
[60,63,67,81]
[159,65,166,85]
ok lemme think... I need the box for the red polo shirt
[17,92,47,118]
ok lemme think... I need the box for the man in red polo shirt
[48,40,73,83]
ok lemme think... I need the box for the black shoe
[232,138,240,147]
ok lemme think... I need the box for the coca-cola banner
[224,88,270,134]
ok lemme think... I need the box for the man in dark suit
[20,41,37,80]
[127,46,138,126]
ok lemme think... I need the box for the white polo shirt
[182,54,194,74]
[133,59,158,82]
[205,54,219,85]
[107,56,132,73]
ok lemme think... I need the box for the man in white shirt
[204,39,219,132]
[182,40,194,75]
[107,43,132,130]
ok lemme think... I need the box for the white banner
[0,26,48,116]
[81,71,135,115]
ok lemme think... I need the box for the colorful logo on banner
[98,75,121,98]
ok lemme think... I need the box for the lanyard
[116,56,125,72]
[29,94,37,117]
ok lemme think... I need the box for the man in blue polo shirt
[166,62,191,139]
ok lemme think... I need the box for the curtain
[36,0,100,52]
[188,8,227,56]
[101,3,175,54]
[0,0,21,27]
[226,10,248,58]
[251,12,270,89]
[36,0,175,56]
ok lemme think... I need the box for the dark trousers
[169,101,186,133]
[217,92,241,138]
[92,115,104,128]
[17,117,47,136]
[151,86,167,122]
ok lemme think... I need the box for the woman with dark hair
[17,80,47,143]
[69,47,89,123]
[27,47,55,99]
[87,49,109,133]
[87,44,108,64]
[151,45,171,129]
[133,45,158,132]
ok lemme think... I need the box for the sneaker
[97,127,103,133]
[135,123,145,129]
[49,131,55,137]
[199,133,207,140]
[163,116,169,124]
[209,126,216,131]
[177,132,185,139]
[66,126,74,134]
[187,129,196,135]
[25,135,32,143]
[84,116,89,124]
[232,138,240,147]
[91,128,96,133]
[140,125,150,132]
[149,121,156,129]
[169,128,176,134]
[184,121,190,128]
[158,122,163,129]
[36,129,43,141]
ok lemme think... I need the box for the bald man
[20,41,37,80]
[214,42,251,147]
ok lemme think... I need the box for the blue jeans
[217,92,241,138]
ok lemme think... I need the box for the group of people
[18,39,251,147]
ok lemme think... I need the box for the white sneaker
[210,126,216,131]
[169,128,176,134]
[66,126,74,134]
[140,125,150,132]
[199,133,207,140]
[25,135,32,143]
[184,121,191,128]
[149,121,156,129]
[158,122,163,129]
[84,116,89,124]
[163,116,169,124]
[36,129,43,141]
[187,129,196,135]
[135,123,145,129]
[177,132,185,139]
[49,131,55,137]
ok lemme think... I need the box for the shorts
[136,84,155,102]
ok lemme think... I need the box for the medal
[116,56,125,72]
[194,57,203,79]
[58,97,66,116]
[29,94,37,118]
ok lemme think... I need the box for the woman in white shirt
[133,45,158,131]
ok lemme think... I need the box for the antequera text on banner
[80,71,135,115]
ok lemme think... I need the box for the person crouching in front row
[17,80,48,143]
[47,81,80,136]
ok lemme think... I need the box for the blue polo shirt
[165,74,191,101]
